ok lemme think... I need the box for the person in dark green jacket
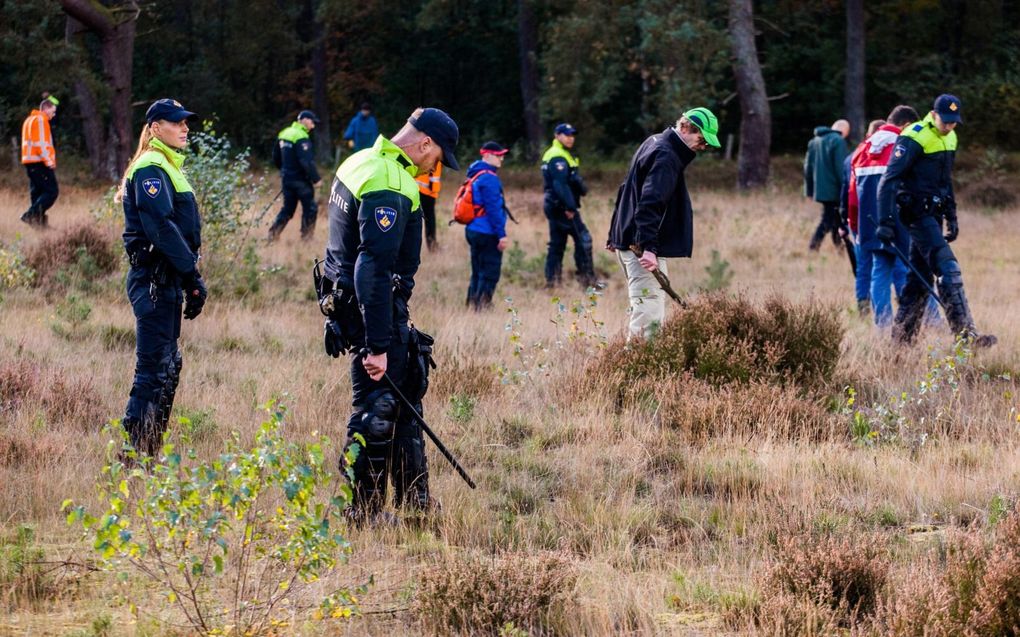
[804,119,850,251]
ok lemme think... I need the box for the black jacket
[607,128,696,258]
[122,164,201,278]
[273,123,321,184]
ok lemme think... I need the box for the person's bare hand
[362,352,387,381]
[314,180,323,188]
[497,237,509,252]
[639,250,658,272]
[565,210,576,220]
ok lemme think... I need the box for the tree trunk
[58,0,138,177]
[66,16,109,179]
[307,0,332,163]
[517,0,542,160]
[845,0,866,143]
[728,0,771,189]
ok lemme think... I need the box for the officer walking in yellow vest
[876,94,995,347]
[268,110,323,241]
[318,107,459,523]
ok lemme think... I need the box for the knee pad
[938,259,963,287]
[358,390,398,442]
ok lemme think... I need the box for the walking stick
[629,245,687,308]
[884,240,949,313]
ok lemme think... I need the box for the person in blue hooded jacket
[343,102,379,152]
[464,142,509,310]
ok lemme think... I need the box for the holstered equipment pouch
[405,327,436,404]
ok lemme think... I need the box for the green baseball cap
[45,95,59,106]
[683,107,720,148]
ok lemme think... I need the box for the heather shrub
[0,360,104,429]
[595,293,843,390]
[414,551,576,635]
[24,223,118,287]
[877,508,1020,636]
[608,371,839,444]
[758,529,889,632]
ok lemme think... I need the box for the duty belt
[126,244,155,268]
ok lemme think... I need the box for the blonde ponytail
[116,125,154,203]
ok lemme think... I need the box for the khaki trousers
[617,251,670,340]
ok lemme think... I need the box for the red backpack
[450,169,495,225]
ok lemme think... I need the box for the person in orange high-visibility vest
[20,93,60,227]
[415,161,442,250]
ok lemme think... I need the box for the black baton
[360,350,477,489]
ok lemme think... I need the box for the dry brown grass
[1,169,1019,635]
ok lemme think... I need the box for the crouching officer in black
[318,107,459,522]
[117,99,208,454]
[268,110,323,242]
[876,94,995,347]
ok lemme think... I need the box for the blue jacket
[343,113,379,152]
[464,159,506,238]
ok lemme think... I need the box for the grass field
[1,168,1019,636]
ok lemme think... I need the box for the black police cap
[298,110,320,124]
[934,94,962,124]
[408,108,460,171]
[145,98,195,124]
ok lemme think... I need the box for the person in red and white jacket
[847,105,924,326]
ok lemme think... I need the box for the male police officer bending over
[876,94,995,347]
[319,107,459,523]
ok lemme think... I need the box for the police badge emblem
[375,206,397,232]
[142,178,162,198]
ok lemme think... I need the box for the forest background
[2,0,1020,183]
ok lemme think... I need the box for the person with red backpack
[463,142,509,309]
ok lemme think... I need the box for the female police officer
[115,99,207,455]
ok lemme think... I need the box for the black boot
[20,206,42,226]
[266,222,284,243]
[938,275,996,348]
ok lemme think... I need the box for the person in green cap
[606,107,720,340]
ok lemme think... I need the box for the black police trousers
[809,201,841,250]
[124,264,183,453]
[466,229,503,310]
[544,205,594,285]
[23,163,59,222]
[345,298,430,515]
[269,180,318,239]
[421,194,438,248]
[894,213,974,342]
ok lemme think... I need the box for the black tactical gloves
[876,219,896,245]
[944,216,959,243]
[182,272,207,320]
[324,319,350,358]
